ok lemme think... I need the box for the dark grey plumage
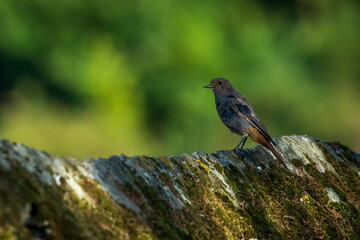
[204,78,287,168]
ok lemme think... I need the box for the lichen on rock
[0,135,360,239]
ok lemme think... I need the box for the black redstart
[204,78,287,168]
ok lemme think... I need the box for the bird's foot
[233,148,244,155]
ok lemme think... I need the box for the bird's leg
[233,136,248,153]
[233,137,245,152]
[237,136,248,154]
[238,136,248,153]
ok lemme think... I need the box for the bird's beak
[203,84,212,89]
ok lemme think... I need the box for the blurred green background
[0,0,359,159]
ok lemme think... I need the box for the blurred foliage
[0,0,359,159]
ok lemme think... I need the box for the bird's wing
[226,96,276,145]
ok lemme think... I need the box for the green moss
[171,157,185,172]
[303,163,314,172]
[246,207,282,239]
[132,176,191,239]
[303,153,314,163]
[287,183,302,199]
[283,202,309,222]
[341,147,355,161]
[214,162,223,173]
[329,202,349,217]
[330,185,348,201]
[316,143,333,162]
[214,190,235,209]
[226,163,243,177]
[158,172,173,187]
[291,158,303,168]
[0,226,17,240]
[146,156,161,169]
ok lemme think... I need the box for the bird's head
[203,78,233,95]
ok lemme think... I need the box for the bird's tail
[262,140,288,169]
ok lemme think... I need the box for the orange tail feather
[262,141,288,169]
[249,128,288,169]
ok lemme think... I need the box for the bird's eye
[218,80,222,85]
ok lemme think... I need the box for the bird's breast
[215,98,251,136]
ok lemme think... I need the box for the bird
[204,78,287,169]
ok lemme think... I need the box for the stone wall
[0,135,359,239]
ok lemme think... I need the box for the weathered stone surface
[0,135,359,239]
